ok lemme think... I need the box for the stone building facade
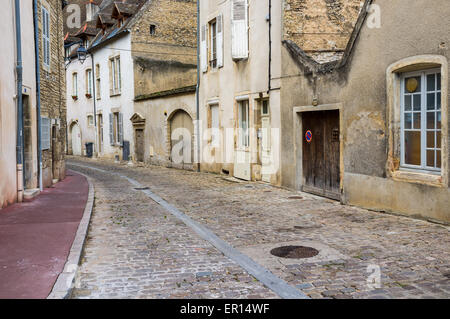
[37,0,67,187]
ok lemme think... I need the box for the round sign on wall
[305,130,312,143]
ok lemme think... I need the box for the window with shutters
[42,6,51,69]
[86,69,93,97]
[231,0,248,60]
[72,73,78,97]
[95,64,101,99]
[109,56,121,96]
[401,69,442,172]
[110,112,123,146]
[209,19,217,68]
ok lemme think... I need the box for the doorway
[170,110,193,170]
[135,129,144,162]
[71,123,82,156]
[302,110,340,200]
[22,95,33,189]
[234,99,251,180]
[260,100,271,183]
[98,114,103,154]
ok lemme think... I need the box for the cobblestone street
[68,157,450,299]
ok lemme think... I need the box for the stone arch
[68,120,82,156]
[166,108,195,170]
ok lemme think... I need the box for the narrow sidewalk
[0,170,89,299]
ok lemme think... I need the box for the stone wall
[130,0,197,97]
[283,0,362,62]
[38,0,67,187]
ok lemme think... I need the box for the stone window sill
[391,170,444,187]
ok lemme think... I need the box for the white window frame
[209,19,217,68]
[400,68,442,173]
[238,100,249,149]
[209,104,220,147]
[42,6,50,69]
[86,69,93,96]
[72,73,78,97]
[95,64,101,99]
[110,56,121,95]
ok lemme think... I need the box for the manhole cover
[270,246,319,259]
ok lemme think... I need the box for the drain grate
[288,196,303,200]
[270,246,319,259]
[134,187,149,190]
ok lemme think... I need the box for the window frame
[41,6,51,69]
[72,72,78,97]
[238,100,250,149]
[400,68,442,173]
[86,69,93,96]
[95,64,101,99]
[209,19,217,69]
[109,56,121,96]
[209,104,220,147]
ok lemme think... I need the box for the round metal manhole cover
[270,246,319,259]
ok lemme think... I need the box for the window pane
[427,74,435,91]
[427,131,435,148]
[436,150,441,168]
[404,113,412,129]
[437,111,441,129]
[405,131,421,165]
[405,76,421,93]
[413,112,421,129]
[427,150,435,167]
[413,95,421,111]
[427,112,435,129]
[427,93,435,110]
[437,73,441,90]
[437,131,441,149]
[437,92,441,110]
[404,95,412,111]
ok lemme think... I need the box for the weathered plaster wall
[134,92,196,166]
[281,0,450,221]
[0,0,38,207]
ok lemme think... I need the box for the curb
[47,170,95,299]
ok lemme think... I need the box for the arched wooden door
[71,123,82,156]
[170,110,193,170]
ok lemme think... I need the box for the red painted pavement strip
[0,170,89,299]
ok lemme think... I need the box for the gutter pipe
[195,0,200,172]
[14,0,24,202]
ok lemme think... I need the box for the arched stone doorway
[169,109,194,170]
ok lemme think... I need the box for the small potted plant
[85,93,92,99]
[72,95,78,101]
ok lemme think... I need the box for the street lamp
[77,44,88,64]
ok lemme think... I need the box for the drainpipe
[15,0,24,202]
[268,0,272,93]
[90,52,98,157]
[33,0,43,191]
[195,0,200,172]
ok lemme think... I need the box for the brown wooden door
[302,110,340,200]
[135,129,144,162]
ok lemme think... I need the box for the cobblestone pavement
[69,157,450,299]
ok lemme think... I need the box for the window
[150,24,156,35]
[209,20,217,68]
[87,115,94,127]
[86,69,93,96]
[109,56,121,95]
[72,73,78,97]
[42,6,50,68]
[231,0,248,60]
[401,70,442,172]
[261,100,269,116]
[238,100,249,148]
[210,104,220,147]
[95,64,101,99]
[109,112,123,146]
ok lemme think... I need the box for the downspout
[268,0,272,93]
[90,52,98,156]
[195,0,200,172]
[15,0,24,202]
[33,0,43,191]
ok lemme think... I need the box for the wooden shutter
[109,113,114,145]
[41,117,51,150]
[42,7,50,67]
[118,112,123,146]
[201,25,208,73]
[231,0,248,60]
[217,14,224,68]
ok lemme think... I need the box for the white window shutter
[217,14,224,68]
[118,113,124,146]
[201,25,208,72]
[231,0,248,60]
[109,113,114,145]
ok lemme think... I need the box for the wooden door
[72,124,82,156]
[170,110,194,170]
[261,100,271,183]
[302,110,340,200]
[135,129,144,162]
